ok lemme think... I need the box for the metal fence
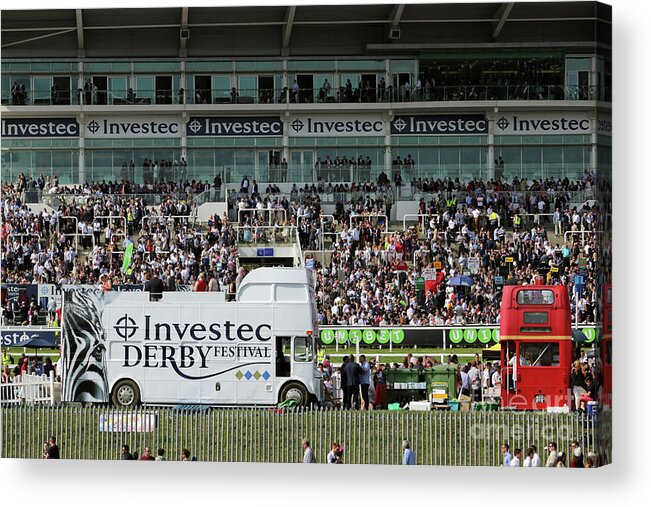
[0,406,610,466]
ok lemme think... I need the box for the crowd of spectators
[1,174,238,299]
[3,170,602,328]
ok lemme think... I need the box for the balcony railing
[2,85,611,107]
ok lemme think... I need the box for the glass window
[212,75,232,102]
[519,342,560,367]
[523,312,549,324]
[134,61,180,72]
[32,77,52,105]
[517,289,555,305]
[108,76,128,104]
[293,336,313,362]
[390,60,415,73]
[237,76,256,96]
[136,76,155,102]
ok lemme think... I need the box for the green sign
[377,329,391,344]
[320,329,335,345]
[335,329,348,344]
[582,327,597,343]
[415,276,425,291]
[492,328,500,343]
[478,328,492,344]
[464,328,477,344]
[349,329,362,344]
[449,329,463,344]
[390,329,405,344]
[362,329,377,344]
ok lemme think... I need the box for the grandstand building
[2,3,611,206]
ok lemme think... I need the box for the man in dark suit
[144,270,164,301]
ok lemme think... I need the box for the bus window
[293,336,313,362]
[276,336,291,377]
[519,342,560,367]
[517,290,555,305]
[523,312,548,324]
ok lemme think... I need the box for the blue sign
[256,248,275,257]
[187,117,283,137]
[1,118,79,138]
[574,275,585,287]
[305,258,315,270]
[391,114,487,136]
[494,276,504,286]
[1,329,59,347]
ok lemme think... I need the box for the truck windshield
[293,336,313,362]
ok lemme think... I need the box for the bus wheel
[111,379,140,408]
[280,382,308,406]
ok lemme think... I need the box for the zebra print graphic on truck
[62,290,109,403]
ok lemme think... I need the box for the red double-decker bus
[600,283,612,407]
[499,285,573,410]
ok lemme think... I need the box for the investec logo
[112,314,273,378]
[1,118,79,138]
[391,115,487,135]
[187,117,282,136]
[496,115,591,133]
[290,117,384,135]
[86,118,180,136]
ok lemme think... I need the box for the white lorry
[61,268,323,407]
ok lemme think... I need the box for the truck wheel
[280,382,308,406]
[111,379,140,408]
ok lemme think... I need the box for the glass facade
[1,52,611,106]
[494,135,591,180]
[1,54,607,186]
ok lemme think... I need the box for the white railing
[402,214,440,232]
[140,214,198,230]
[516,212,555,226]
[237,207,286,226]
[1,371,56,406]
[349,214,388,233]
[319,214,337,251]
[564,230,604,245]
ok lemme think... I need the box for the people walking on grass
[43,436,59,459]
[121,444,135,460]
[302,437,316,463]
[139,446,155,460]
[402,440,416,465]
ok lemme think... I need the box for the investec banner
[391,114,487,136]
[1,118,79,138]
[1,329,59,347]
[597,114,612,136]
[289,114,384,137]
[494,112,592,135]
[84,116,181,138]
[187,116,283,136]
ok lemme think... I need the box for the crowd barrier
[0,405,610,465]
